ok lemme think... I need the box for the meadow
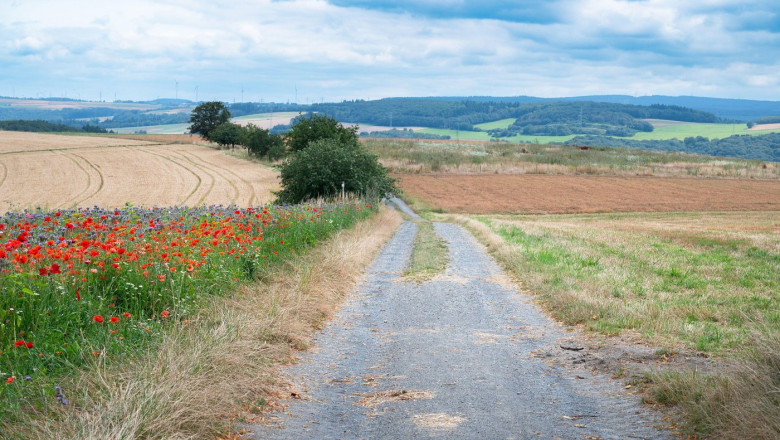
[365,138,778,178]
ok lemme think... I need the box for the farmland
[0,132,279,213]
[397,174,780,214]
[421,119,780,144]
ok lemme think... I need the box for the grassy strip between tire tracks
[445,211,779,439]
[3,206,402,439]
[403,220,449,282]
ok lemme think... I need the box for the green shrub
[275,138,397,203]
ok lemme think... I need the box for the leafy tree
[241,123,285,159]
[209,123,242,149]
[275,138,396,204]
[284,113,359,151]
[188,101,231,140]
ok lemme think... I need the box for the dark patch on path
[246,213,670,439]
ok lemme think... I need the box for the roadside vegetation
[1,203,401,439]
[0,202,381,437]
[366,138,778,179]
[443,211,778,438]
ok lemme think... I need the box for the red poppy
[5,377,14,384]
[122,312,131,318]
[109,316,119,323]
[161,310,170,318]
[14,340,25,347]
[49,263,61,274]
[92,315,104,323]
[39,267,48,276]
[25,341,33,349]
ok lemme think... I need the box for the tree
[241,123,285,159]
[275,138,396,204]
[209,123,243,149]
[284,113,359,151]
[188,101,231,140]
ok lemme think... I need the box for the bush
[284,113,359,152]
[241,123,284,159]
[209,123,242,149]
[275,138,396,204]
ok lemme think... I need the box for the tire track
[0,161,7,191]
[58,151,98,209]
[186,150,256,205]
[136,146,210,206]
[70,153,105,207]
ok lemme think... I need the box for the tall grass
[364,138,778,179]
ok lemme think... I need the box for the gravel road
[248,206,670,439]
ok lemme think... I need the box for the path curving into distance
[248,201,669,439]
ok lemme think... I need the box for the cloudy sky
[1,0,778,103]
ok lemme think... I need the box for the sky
[1,0,779,103]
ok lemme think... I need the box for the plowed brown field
[396,174,780,214]
[0,132,278,212]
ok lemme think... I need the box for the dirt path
[248,207,670,439]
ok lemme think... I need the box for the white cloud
[0,0,777,101]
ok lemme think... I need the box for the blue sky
[1,0,778,102]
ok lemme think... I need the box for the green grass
[631,121,780,140]
[469,211,778,351]
[473,118,516,130]
[403,221,448,282]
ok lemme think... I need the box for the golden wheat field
[0,132,279,212]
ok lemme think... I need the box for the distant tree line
[0,119,111,133]
[359,128,450,140]
[755,116,780,125]
[563,133,780,162]
[310,99,720,136]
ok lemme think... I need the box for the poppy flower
[161,310,170,318]
[92,315,104,323]
[14,340,25,347]
[25,341,33,349]
[109,316,119,324]
[122,312,131,318]
[5,377,14,384]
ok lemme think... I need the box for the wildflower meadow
[0,202,374,417]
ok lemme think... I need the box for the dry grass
[366,138,779,179]
[0,132,279,212]
[445,211,779,438]
[12,207,403,440]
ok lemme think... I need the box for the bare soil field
[749,122,780,131]
[396,174,780,214]
[0,132,278,212]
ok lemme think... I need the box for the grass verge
[403,221,448,282]
[445,211,779,438]
[2,207,402,439]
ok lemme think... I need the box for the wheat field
[0,132,279,212]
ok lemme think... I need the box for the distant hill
[312,99,721,136]
[422,95,780,122]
